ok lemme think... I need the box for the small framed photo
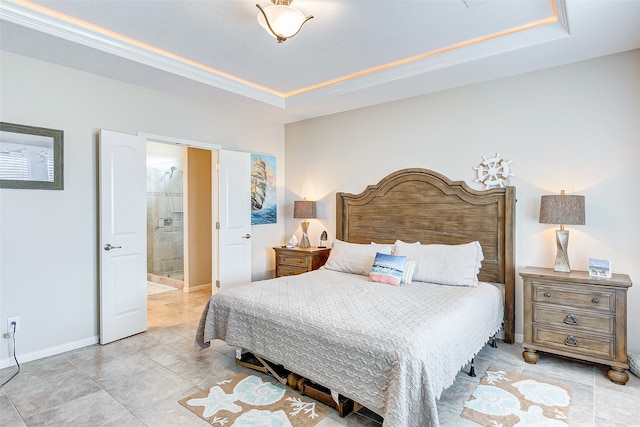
[589,258,612,278]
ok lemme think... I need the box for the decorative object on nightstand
[293,199,316,248]
[286,234,298,248]
[318,230,328,248]
[589,258,612,278]
[539,190,585,272]
[273,246,330,277]
[520,266,633,385]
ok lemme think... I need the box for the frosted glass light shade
[256,1,313,42]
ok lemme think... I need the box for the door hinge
[216,280,221,289]
[216,221,220,230]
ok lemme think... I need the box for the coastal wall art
[251,153,277,225]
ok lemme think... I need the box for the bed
[196,168,516,427]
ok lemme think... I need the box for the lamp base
[553,229,571,272]
[299,220,311,248]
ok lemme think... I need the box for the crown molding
[1,0,569,110]
[284,14,569,108]
[0,0,285,107]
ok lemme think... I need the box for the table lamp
[539,190,585,272]
[293,200,316,248]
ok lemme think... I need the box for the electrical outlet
[7,317,19,334]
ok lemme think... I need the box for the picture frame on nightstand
[589,258,612,278]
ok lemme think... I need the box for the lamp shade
[539,193,585,225]
[293,200,316,219]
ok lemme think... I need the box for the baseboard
[514,333,524,343]
[184,283,211,293]
[0,335,99,369]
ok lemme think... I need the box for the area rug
[461,368,571,427]
[179,373,330,426]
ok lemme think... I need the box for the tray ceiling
[1,0,640,123]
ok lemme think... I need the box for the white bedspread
[195,269,503,427]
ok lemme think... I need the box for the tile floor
[1,287,639,426]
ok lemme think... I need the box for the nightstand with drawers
[520,266,633,385]
[273,246,331,278]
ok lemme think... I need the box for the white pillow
[323,240,393,276]
[401,260,417,285]
[393,240,484,287]
[390,240,420,255]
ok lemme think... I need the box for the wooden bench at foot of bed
[236,351,355,417]
[287,372,355,418]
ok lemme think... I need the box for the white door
[218,150,252,290]
[99,129,147,344]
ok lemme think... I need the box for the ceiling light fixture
[256,0,313,43]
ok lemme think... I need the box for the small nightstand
[520,266,633,385]
[273,246,331,277]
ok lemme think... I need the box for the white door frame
[138,132,222,151]
[139,132,225,294]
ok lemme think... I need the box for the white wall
[285,50,640,353]
[0,51,285,366]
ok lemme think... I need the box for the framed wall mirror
[0,122,64,190]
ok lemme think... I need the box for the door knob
[242,234,252,239]
[103,243,122,251]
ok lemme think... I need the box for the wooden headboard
[336,168,516,343]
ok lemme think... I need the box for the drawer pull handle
[565,336,579,347]
[592,298,599,304]
[564,314,578,325]
[545,292,551,298]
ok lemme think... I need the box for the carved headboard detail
[336,168,516,343]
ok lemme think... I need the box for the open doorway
[145,141,215,301]
[146,142,185,294]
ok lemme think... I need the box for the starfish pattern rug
[461,368,571,427]
[179,373,330,426]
